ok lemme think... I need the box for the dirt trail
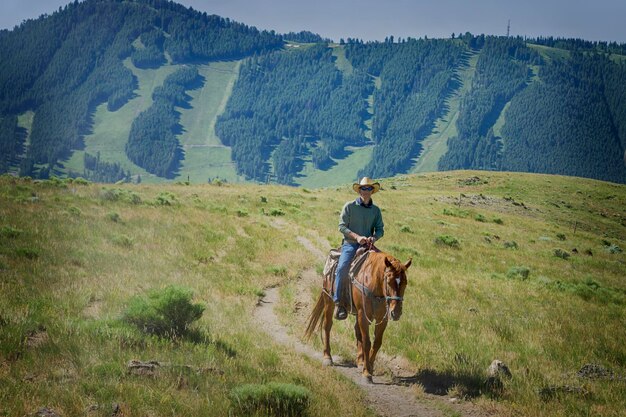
[254,236,490,417]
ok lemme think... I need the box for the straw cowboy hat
[352,177,381,194]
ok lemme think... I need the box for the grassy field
[9,111,36,175]
[294,44,375,188]
[60,59,242,184]
[330,44,354,76]
[60,59,179,183]
[296,145,374,188]
[176,61,242,184]
[1,170,625,416]
[527,44,571,62]
[412,51,479,173]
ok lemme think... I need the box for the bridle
[351,264,404,324]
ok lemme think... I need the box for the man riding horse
[333,177,384,320]
[305,177,411,382]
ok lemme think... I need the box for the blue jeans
[333,242,360,304]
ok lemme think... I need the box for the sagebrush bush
[554,248,570,260]
[100,188,141,204]
[107,212,121,222]
[507,266,530,280]
[503,241,518,250]
[229,382,311,417]
[112,234,133,248]
[434,235,460,248]
[269,208,285,216]
[0,226,22,238]
[155,192,177,206]
[123,285,205,338]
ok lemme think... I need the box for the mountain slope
[1,1,626,185]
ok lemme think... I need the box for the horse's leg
[369,320,388,372]
[357,310,373,382]
[354,319,364,370]
[322,295,334,366]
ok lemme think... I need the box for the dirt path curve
[254,236,489,417]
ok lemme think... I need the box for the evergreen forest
[1,0,625,185]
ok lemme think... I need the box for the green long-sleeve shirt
[338,198,384,243]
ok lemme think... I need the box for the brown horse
[304,250,411,382]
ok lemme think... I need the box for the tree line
[345,38,467,178]
[0,0,282,179]
[216,44,370,184]
[126,66,200,177]
[438,36,541,171]
[498,52,626,183]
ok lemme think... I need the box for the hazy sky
[2,0,626,43]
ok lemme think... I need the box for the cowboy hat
[352,177,381,194]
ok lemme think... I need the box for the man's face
[358,186,373,202]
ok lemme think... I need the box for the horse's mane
[365,251,404,277]
[365,251,387,276]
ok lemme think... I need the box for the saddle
[322,245,379,310]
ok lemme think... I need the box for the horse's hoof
[362,374,373,384]
[322,358,333,367]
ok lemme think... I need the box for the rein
[351,265,403,324]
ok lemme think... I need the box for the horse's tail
[303,292,326,340]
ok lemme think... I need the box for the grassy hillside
[412,51,479,173]
[60,59,180,183]
[60,59,243,184]
[2,170,624,417]
[176,61,242,183]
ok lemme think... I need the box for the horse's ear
[404,258,412,269]
[384,257,393,268]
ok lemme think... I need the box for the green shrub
[0,226,22,238]
[553,248,570,260]
[71,177,91,185]
[100,188,141,204]
[503,241,518,250]
[107,212,121,223]
[474,214,486,222]
[434,235,460,248]
[606,244,622,254]
[269,208,285,216]
[442,208,469,218]
[266,265,288,276]
[556,233,566,241]
[493,217,504,225]
[229,382,311,417]
[155,192,177,206]
[237,208,249,217]
[123,285,205,338]
[400,225,412,233]
[68,206,82,217]
[15,247,39,259]
[112,235,133,248]
[507,266,530,280]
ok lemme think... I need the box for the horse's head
[384,256,412,321]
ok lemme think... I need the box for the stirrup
[334,305,348,320]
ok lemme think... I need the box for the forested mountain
[0,0,282,181]
[216,43,371,184]
[1,0,625,185]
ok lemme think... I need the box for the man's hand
[356,236,375,245]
